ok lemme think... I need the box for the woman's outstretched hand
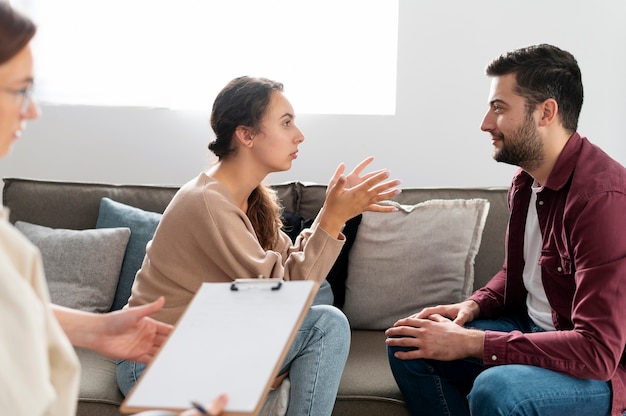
[53,297,173,364]
[320,156,401,237]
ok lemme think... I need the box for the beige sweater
[128,172,344,325]
[0,207,80,415]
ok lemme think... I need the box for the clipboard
[121,278,317,415]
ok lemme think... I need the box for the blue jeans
[387,313,612,416]
[118,280,349,416]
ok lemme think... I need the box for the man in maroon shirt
[386,44,626,416]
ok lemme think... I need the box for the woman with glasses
[0,84,34,116]
[0,4,229,415]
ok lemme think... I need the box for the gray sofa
[2,177,509,416]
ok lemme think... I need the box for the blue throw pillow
[96,197,162,311]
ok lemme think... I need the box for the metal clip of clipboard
[230,278,283,291]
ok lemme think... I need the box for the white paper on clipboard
[121,279,316,415]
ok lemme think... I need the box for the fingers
[390,316,423,329]
[385,326,415,342]
[359,178,402,211]
[134,318,173,364]
[366,204,398,213]
[327,176,347,198]
[328,163,346,188]
[347,156,375,176]
[154,319,174,337]
[130,296,166,320]
[152,322,173,345]
[417,305,447,319]
[391,348,425,361]
[385,326,423,359]
[207,393,228,415]
[453,312,470,326]
[428,314,448,323]
[355,168,391,188]
[128,297,168,329]
[361,170,400,192]
[385,322,436,361]
[376,187,402,199]
[134,353,153,364]
[322,160,402,226]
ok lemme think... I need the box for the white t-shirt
[0,207,80,415]
[523,186,556,331]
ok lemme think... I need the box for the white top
[523,187,556,331]
[0,206,80,415]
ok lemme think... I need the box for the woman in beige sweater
[118,76,401,415]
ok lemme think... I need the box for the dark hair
[0,3,37,65]
[485,44,583,132]
[209,76,284,159]
[209,76,285,249]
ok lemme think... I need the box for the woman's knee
[309,304,349,330]
[309,305,350,350]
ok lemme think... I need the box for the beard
[493,115,544,171]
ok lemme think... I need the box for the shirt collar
[543,132,582,191]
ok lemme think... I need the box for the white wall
[2,0,625,191]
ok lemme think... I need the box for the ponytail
[247,185,283,249]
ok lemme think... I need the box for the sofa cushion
[343,199,489,330]
[325,214,362,309]
[15,221,130,313]
[280,211,362,309]
[96,197,162,311]
[74,347,124,405]
[280,210,309,242]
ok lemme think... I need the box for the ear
[234,126,254,148]
[537,98,558,127]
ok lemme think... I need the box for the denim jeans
[117,280,350,416]
[387,313,612,416]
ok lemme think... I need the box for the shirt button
[557,266,563,272]
[491,355,497,361]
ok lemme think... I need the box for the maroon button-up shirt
[469,133,626,416]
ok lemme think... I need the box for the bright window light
[14,0,399,115]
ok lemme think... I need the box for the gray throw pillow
[96,197,162,311]
[343,199,489,330]
[15,221,130,313]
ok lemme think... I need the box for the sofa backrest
[2,177,296,228]
[2,178,509,291]
[3,178,179,229]
[292,183,509,290]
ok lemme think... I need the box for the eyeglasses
[0,84,35,115]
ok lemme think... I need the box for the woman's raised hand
[320,157,401,237]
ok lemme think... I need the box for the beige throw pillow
[343,199,489,330]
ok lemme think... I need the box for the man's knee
[387,346,431,380]
[468,366,531,415]
[467,367,504,411]
[387,345,409,368]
